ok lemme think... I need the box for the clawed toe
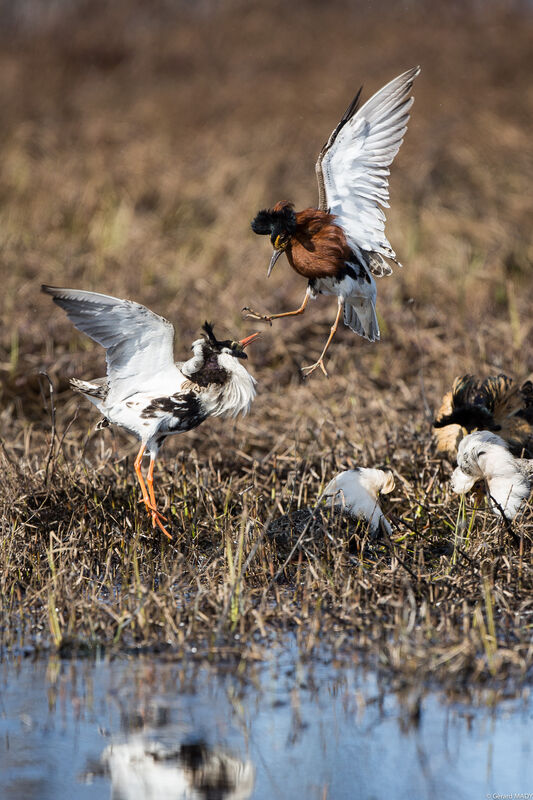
[301,359,329,379]
[152,511,172,539]
[139,497,168,524]
[241,307,273,326]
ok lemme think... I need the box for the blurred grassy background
[0,0,532,460]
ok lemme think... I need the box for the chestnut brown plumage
[244,67,420,377]
[268,204,354,281]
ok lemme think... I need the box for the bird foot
[139,498,168,524]
[301,358,329,379]
[151,511,172,540]
[241,307,273,326]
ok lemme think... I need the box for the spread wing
[42,286,183,401]
[316,66,420,266]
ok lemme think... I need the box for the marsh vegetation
[0,0,532,695]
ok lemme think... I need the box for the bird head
[251,201,297,277]
[456,430,514,479]
[450,465,478,495]
[202,322,260,360]
[356,467,395,498]
[452,430,515,495]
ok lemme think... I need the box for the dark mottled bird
[244,67,420,377]
[450,431,533,521]
[42,286,259,538]
[434,374,533,460]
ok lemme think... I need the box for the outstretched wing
[42,286,183,401]
[316,66,420,266]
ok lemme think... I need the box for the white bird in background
[246,66,420,377]
[321,467,395,536]
[450,431,533,521]
[42,286,259,539]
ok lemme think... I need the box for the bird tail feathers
[344,300,380,342]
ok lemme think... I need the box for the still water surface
[1,643,532,800]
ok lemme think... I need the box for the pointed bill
[267,249,283,277]
[239,331,261,348]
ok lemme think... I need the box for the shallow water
[0,644,532,800]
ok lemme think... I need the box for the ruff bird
[321,467,395,536]
[244,66,420,377]
[434,374,533,459]
[42,286,258,539]
[450,431,533,521]
[267,467,395,546]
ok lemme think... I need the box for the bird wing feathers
[316,66,420,264]
[42,286,183,402]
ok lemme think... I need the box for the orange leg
[134,444,151,509]
[146,456,172,539]
[301,300,344,379]
[242,290,310,326]
[133,444,171,539]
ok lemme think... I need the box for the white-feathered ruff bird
[245,66,420,377]
[42,286,259,539]
[321,467,395,536]
[450,431,533,521]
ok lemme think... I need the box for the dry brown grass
[0,0,532,691]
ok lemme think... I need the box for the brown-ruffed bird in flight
[244,66,420,377]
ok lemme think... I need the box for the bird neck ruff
[212,352,257,419]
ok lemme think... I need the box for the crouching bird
[42,286,259,539]
[434,374,533,459]
[321,466,395,536]
[267,465,395,545]
[244,66,420,377]
[450,431,533,522]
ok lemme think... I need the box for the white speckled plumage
[42,285,258,537]
[450,431,533,521]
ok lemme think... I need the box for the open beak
[239,331,261,348]
[267,248,283,278]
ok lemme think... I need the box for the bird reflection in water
[94,736,255,800]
